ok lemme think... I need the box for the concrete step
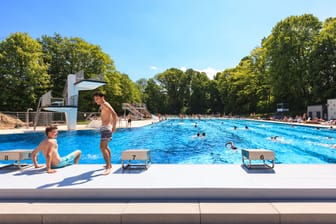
[1,202,336,224]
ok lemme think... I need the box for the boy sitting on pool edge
[31,125,81,174]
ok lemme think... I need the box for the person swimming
[271,136,279,141]
[192,132,201,138]
[225,141,237,150]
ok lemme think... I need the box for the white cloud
[179,66,222,79]
[150,66,222,79]
[179,66,187,72]
[196,67,222,79]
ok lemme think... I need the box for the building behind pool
[307,98,336,120]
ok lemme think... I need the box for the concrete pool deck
[1,164,336,201]
[1,164,336,223]
[1,119,336,223]
[0,118,157,134]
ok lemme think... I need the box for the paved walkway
[0,118,158,134]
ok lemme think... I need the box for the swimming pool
[1,119,336,165]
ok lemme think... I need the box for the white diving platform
[74,79,106,91]
[38,71,106,130]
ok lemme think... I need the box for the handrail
[122,103,152,119]
[122,103,144,118]
[33,97,42,131]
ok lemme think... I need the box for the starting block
[242,149,275,169]
[0,149,34,169]
[121,149,151,169]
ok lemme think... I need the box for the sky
[1,0,335,81]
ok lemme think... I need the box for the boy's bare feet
[103,168,111,175]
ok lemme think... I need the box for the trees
[39,34,121,112]
[309,18,336,104]
[0,33,50,111]
[39,33,68,97]
[105,72,142,113]
[142,78,167,114]
[263,14,322,113]
[214,48,269,116]
[152,68,211,115]
[156,68,186,114]
[187,69,211,114]
[1,14,335,116]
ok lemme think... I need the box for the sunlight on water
[1,119,336,165]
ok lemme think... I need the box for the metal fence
[1,111,142,130]
[1,111,66,127]
[1,111,99,128]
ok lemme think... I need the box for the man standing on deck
[93,91,118,175]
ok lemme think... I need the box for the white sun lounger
[0,149,34,169]
[121,149,151,169]
[242,149,275,169]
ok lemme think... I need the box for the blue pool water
[1,119,336,164]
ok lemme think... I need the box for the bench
[0,149,34,169]
[242,149,275,169]
[121,149,151,169]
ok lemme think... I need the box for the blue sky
[1,0,335,81]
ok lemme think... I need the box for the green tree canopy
[187,69,210,114]
[309,17,336,104]
[39,33,126,112]
[1,14,336,118]
[143,78,166,114]
[0,32,50,110]
[263,14,322,113]
[156,68,187,114]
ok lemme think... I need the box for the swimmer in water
[225,141,237,150]
[271,136,279,141]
